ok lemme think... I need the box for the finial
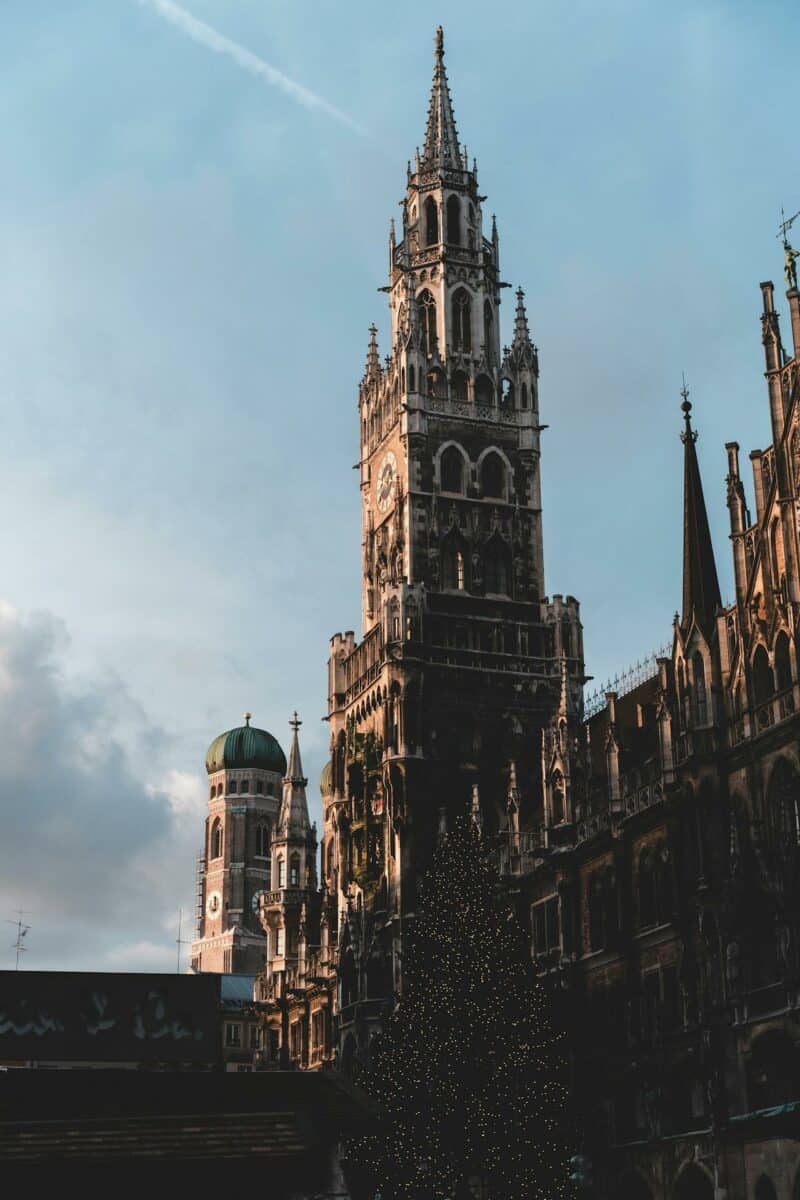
[435,26,444,59]
[243,711,251,726]
[679,374,697,444]
[290,711,302,733]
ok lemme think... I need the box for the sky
[1,0,798,971]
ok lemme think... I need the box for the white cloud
[136,0,365,135]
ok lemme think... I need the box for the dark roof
[680,400,721,638]
[205,724,287,775]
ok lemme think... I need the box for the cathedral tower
[190,714,286,975]
[323,29,583,1062]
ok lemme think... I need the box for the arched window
[481,452,505,498]
[692,652,707,724]
[483,536,510,595]
[755,1177,779,1200]
[770,517,783,591]
[767,759,800,863]
[228,780,237,794]
[775,631,792,692]
[451,288,471,351]
[427,366,446,397]
[451,369,468,401]
[753,644,774,706]
[442,540,466,591]
[674,1164,714,1200]
[500,378,515,407]
[425,197,439,245]
[446,194,461,245]
[638,849,656,928]
[278,857,286,888]
[655,843,673,923]
[475,374,494,405]
[408,363,416,392]
[418,289,437,357]
[255,823,270,858]
[276,926,285,957]
[484,300,495,364]
[440,446,464,493]
[551,771,564,824]
[211,819,223,860]
[289,854,300,887]
[520,381,529,409]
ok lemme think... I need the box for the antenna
[5,911,31,970]
[175,908,191,973]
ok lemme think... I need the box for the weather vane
[777,206,800,291]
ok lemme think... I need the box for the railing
[425,644,556,678]
[498,829,543,876]
[576,811,611,843]
[427,396,524,426]
[584,644,669,719]
[622,780,663,818]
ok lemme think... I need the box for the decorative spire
[679,381,721,638]
[512,288,532,349]
[422,27,462,170]
[278,713,311,841]
[286,712,306,784]
[364,324,380,382]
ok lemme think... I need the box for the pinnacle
[421,26,463,171]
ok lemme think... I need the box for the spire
[278,713,311,840]
[512,288,531,350]
[364,324,380,382]
[422,27,462,171]
[680,382,721,638]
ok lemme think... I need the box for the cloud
[0,602,203,971]
[136,0,366,135]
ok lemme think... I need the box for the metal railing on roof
[584,644,670,720]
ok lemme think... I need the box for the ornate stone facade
[319,27,582,1072]
[518,287,800,1198]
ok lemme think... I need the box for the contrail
[137,0,365,135]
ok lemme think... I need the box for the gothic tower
[322,29,584,1063]
[190,714,286,975]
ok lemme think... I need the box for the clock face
[206,890,221,918]
[251,889,268,914]
[376,450,397,513]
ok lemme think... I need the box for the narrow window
[484,300,495,364]
[446,194,461,245]
[451,288,472,351]
[425,197,439,245]
[211,819,223,860]
[289,855,300,887]
[225,1023,241,1048]
[278,857,286,888]
[255,823,270,858]
[440,446,464,493]
[276,927,285,956]
[419,290,437,357]
[481,452,505,499]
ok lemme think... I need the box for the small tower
[190,713,286,974]
[260,715,318,988]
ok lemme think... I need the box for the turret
[761,281,787,444]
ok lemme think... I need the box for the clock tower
[323,28,584,1063]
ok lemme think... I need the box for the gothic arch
[436,440,470,494]
[478,447,510,500]
[451,368,469,401]
[424,196,439,246]
[475,373,494,405]
[483,532,511,596]
[752,642,774,707]
[673,1162,714,1200]
[417,288,437,358]
[446,193,461,245]
[775,628,792,691]
[441,528,468,592]
[451,286,472,351]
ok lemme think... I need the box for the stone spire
[278,713,311,839]
[421,27,462,171]
[680,384,721,638]
[513,288,532,349]
[364,324,381,383]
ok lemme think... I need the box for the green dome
[205,721,287,776]
[320,759,333,796]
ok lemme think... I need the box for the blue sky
[1,0,797,970]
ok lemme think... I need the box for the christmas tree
[347,812,574,1200]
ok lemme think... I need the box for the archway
[674,1163,713,1200]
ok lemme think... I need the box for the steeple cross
[290,711,302,733]
[680,374,697,445]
